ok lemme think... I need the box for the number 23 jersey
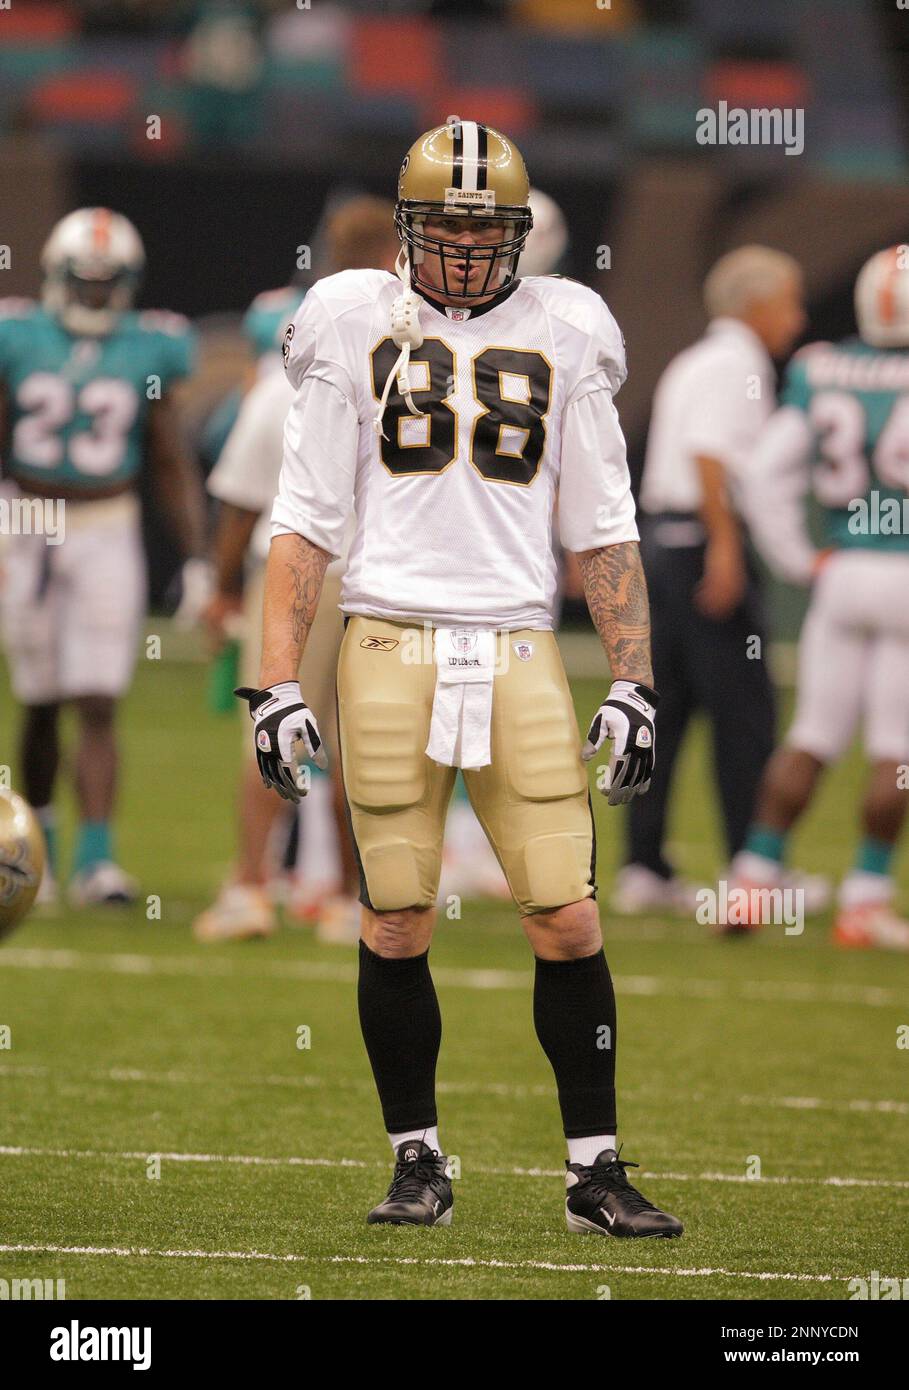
[272,269,639,629]
[0,299,195,492]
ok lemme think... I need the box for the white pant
[787,550,909,763]
[0,490,146,703]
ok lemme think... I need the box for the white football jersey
[272,268,638,628]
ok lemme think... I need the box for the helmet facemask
[44,260,140,337]
[395,201,532,301]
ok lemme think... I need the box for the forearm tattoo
[287,536,330,651]
[576,540,654,685]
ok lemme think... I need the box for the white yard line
[1,1143,906,1189]
[1,1062,907,1116]
[0,1241,837,1281]
[0,945,900,1008]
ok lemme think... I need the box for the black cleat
[367,1139,454,1227]
[565,1147,683,1238]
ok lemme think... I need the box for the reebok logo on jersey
[282,323,294,368]
[360,636,399,651]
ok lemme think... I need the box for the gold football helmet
[0,790,45,938]
[395,118,533,299]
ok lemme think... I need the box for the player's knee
[765,745,825,817]
[863,763,905,840]
[525,896,602,959]
[23,702,60,738]
[363,904,433,957]
[74,694,116,732]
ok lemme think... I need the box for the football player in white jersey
[238,120,682,1238]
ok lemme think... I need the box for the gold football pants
[337,616,596,916]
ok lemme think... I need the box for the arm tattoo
[287,536,330,651]
[576,540,654,685]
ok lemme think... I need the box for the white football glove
[582,680,658,806]
[235,680,328,802]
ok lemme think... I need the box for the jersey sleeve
[271,289,358,558]
[280,286,356,398]
[558,386,639,551]
[0,298,35,380]
[565,291,628,405]
[140,313,196,392]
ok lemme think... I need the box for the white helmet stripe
[460,120,480,192]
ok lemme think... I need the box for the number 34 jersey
[272,269,639,629]
[0,299,195,493]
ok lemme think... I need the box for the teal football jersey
[242,286,305,361]
[781,337,909,553]
[0,299,195,492]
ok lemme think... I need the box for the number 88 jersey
[0,299,195,492]
[274,268,638,629]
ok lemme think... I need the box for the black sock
[358,939,441,1133]
[533,950,617,1138]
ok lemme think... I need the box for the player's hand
[582,681,658,805]
[174,557,214,629]
[695,536,744,620]
[235,681,328,802]
[202,591,244,652]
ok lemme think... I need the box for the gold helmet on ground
[0,790,45,938]
[395,117,533,299]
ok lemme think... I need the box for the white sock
[389,1126,440,1156]
[731,850,782,885]
[568,1134,616,1167]
[839,871,893,910]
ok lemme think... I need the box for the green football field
[1,644,908,1302]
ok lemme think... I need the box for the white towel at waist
[425,627,496,769]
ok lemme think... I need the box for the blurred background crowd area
[1,0,908,610]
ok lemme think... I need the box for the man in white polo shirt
[614,246,806,913]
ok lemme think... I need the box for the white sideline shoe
[193,883,277,942]
[833,903,909,952]
[611,864,702,916]
[315,894,362,945]
[69,860,139,907]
